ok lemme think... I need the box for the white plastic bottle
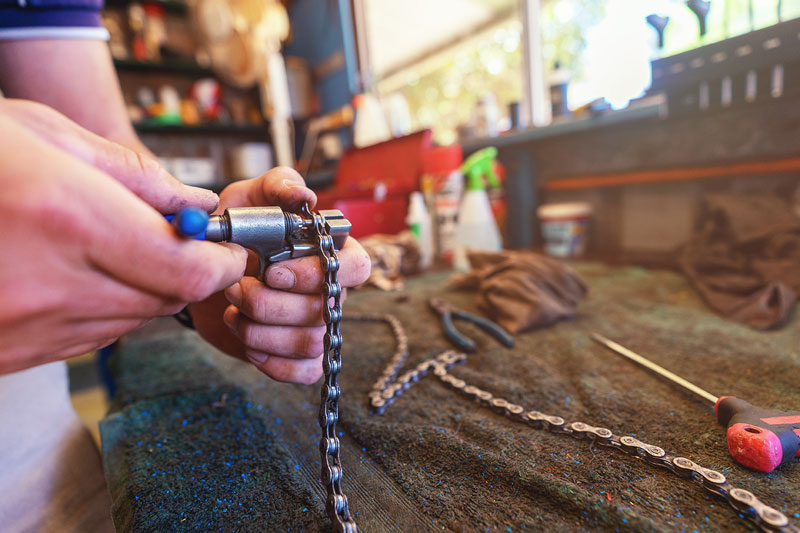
[452,172,502,271]
[353,93,391,148]
[407,191,434,269]
[434,168,464,263]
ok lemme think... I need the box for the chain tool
[304,204,358,533]
[169,204,357,530]
[351,314,800,533]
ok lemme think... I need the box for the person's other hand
[0,104,247,374]
[190,168,371,384]
[0,98,219,213]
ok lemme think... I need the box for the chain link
[308,206,357,533]
[352,314,800,533]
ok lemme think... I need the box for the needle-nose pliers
[429,297,514,353]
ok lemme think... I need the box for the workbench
[101,264,800,531]
[464,91,800,266]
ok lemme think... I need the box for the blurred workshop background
[70,0,800,436]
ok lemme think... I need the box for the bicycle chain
[306,205,357,533]
[351,313,800,533]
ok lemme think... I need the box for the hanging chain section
[306,204,357,533]
[350,313,800,533]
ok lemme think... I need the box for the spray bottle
[453,147,503,271]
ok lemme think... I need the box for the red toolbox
[315,130,432,239]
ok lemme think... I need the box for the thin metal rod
[590,333,719,404]
[520,0,548,127]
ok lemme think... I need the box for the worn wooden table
[101,264,800,532]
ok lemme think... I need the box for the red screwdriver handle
[715,396,800,473]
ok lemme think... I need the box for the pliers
[429,297,515,353]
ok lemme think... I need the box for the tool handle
[453,310,515,349]
[165,207,209,239]
[715,396,800,472]
[440,312,477,353]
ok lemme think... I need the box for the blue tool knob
[166,207,209,239]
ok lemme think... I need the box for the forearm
[0,39,147,153]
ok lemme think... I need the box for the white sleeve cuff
[0,27,110,41]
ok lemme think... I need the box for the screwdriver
[591,333,800,473]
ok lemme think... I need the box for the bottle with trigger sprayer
[453,147,503,271]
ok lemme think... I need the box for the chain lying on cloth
[351,313,800,533]
[307,205,357,533]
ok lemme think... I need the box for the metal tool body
[203,206,350,280]
[358,314,799,532]
[428,297,514,353]
[591,333,800,473]
[170,206,350,279]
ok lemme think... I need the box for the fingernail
[248,352,269,365]
[224,282,242,307]
[282,178,309,194]
[222,307,237,330]
[266,266,296,289]
[188,187,219,210]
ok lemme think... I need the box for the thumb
[219,166,317,212]
[0,98,219,213]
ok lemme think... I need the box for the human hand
[0,98,219,213]
[189,168,371,384]
[0,104,247,374]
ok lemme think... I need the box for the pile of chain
[352,313,800,533]
[307,206,357,533]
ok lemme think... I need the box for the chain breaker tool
[351,314,800,533]
[170,205,358,531]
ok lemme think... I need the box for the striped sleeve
[0,0,109,40]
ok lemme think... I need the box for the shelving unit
[104,0,285,189]
[104,0,187,15]
[113,58,212,77]
[133,123,269,136]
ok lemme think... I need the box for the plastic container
[229,142,273,180]
[453,149,503,271]
[537,202,592,258]
[549,61,570,118]
[407,192,433,269]
[353,93,391,148]
[421,145,463,264]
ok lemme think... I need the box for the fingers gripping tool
[167,206,351,280]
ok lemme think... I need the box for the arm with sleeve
[0,0,149,151]
[0,0,109,40]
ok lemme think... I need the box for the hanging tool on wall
[687,0,711,37]
[591,333,800,473]
[646,14,670,49]
[298,104,355,176]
